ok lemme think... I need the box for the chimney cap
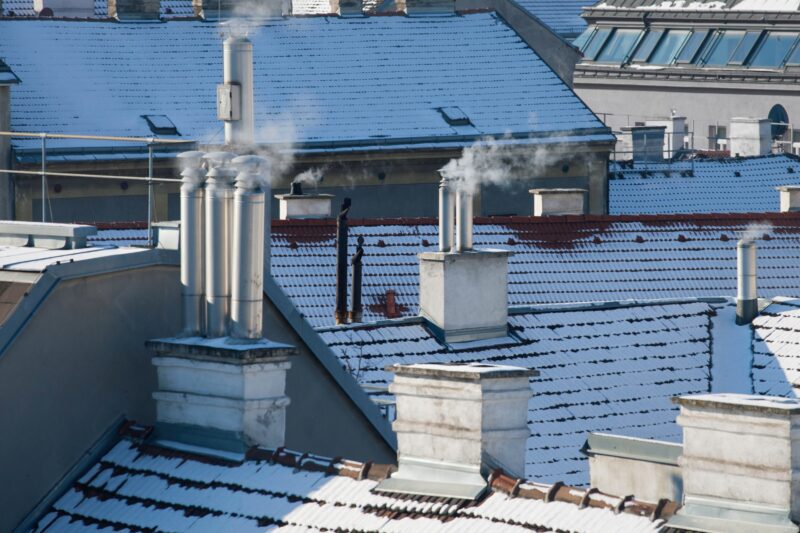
[674,393,800,415]
[388,362,538,381]
[776,185,800,192]
[529,188,587,195]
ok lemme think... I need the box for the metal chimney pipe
[203,151,237,337]
[438,173,455,252]
[230,155,268,339]
[737,239,758,325]
[349,235,364,323]
[335,198,352,325]
[455,189,473,252]
[178,151,207,336]
[223,36,254,147]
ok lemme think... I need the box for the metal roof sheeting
[514,0,591,36]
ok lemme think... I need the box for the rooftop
[513,0,592,37]
[0,14,611,158]
[609,155,800,215]
[33,434,675,532]
[593,0,800,12]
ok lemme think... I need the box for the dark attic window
[142,115,180,136]
[437,107,471,127]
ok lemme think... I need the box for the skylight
[675,30,710,64]
[631,30,663,62]
[703,31,747,66]
[583,28,613,60]
[648,30,690,65]
[142,114,179,136]
[596,29,642,64]
[750,32,799,68]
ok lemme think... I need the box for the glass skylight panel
[676,30,710,64]
[583,28,612,60]
[787,42,800,65]
[648,30,690,65]
[574,27,594,51]
[704,31,745,66]
[729,31,761,65]
[596,29,642,63]
[631,30,663,62]
[749,32,799,68]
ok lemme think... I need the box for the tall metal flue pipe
[438,173,455,252]
[223,36,254,147]
[231,155,268,339]
[455,188,473,252]
[203,151,237,337]
[178,151,207,336]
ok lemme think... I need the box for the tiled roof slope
[609,155,800,215]
[0,15,611,154]
[514,0,591,37]
[319,301,714,485]
[752,298,800,397]
[34,438,673,532]
[271,213,800,328]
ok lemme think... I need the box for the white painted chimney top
[776,185,800,213]
[529,188,587,217]
[375,362,536,500]
[730,117,772,157]
[275,184,334,220]
[668,393,800,532]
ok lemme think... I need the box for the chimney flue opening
[290,181,303,196]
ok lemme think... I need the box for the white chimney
[274,182,334,220]
[376,363,535,500]
[669,393,800,532]
[177,151,207,336]
[420,182,511,342]
[33,0,93,17]
[218,36,254,147]
[737,239,758,325]
[730,118,772,157]
[646,115,686,158]
[203,152,237,337]
[530,188,587,216]
[620,125,665,163]
[777,186,800,212]
[230,155,268,340]
[438,174,455,252]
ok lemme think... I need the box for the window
[750,32,799,68]
[583,28,613,60]
[729,32,761,65]
[703,31,747,66]
[708,125,727,150]
[574,27,594,51]
[676,30,710,63]
[596,29,643,63]
[648,30,690,65]
[787,42,800,65]
[631,30,663,62]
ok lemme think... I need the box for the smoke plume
[293,166,327,187]
[739,222,773,244]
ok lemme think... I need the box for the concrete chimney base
[146,337,296,454]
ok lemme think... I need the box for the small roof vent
[437,106,471,127]
[142,115,179,136]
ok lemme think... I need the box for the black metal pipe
[349,236,364,323]
[335,197,351,324]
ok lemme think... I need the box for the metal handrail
[0,131,194,144]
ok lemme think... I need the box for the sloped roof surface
[752,298,800,397]
[609,155,800,215]
[319,301,713,485]
[594,0,800,10]
[34,439,671,532]
[1,0,193,18]
[0,15,610,154]
[514,0,591,36]
[271,213,800,328]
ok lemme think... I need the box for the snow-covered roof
[0,14,611,156]
[0,243,147,272]
[752,298,800,397]
[0,0,192,17]
[320,301,714,486]
[33,436,674,532]
[514,0,591,36]
[269,213,800,328]
[593,0,800,11]
[609,155,800,215]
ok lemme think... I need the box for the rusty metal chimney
[335,198,352,325]
[455,188,473,252]
[219,36,254,147]
[178,151,207,337]
[438,172,455,252]
[349,235,364,323]
[737,239,758,325]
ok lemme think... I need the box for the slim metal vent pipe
[223,36,254,147]
[203,151,237,337]
[349,235,364,323]
[438,173,455,252]
[455,188,473,252]
[737,239,758,325]
[231,155,267,339]
[335,198,352,325]
[178,151,207,336]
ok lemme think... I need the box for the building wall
[0,266,180,532]
[575,80,800,155]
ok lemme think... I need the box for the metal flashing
[668,496,800,533]
[150,422,250,457]
[582,432,682,466]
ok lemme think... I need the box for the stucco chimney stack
[669,394,800,532]
[777,185,800,212]
[730,118,772,157]
[107,0,159,19]
[736,239,758,325]
[530,188,587,216]
[376,363,535,500]
[178,151,207,337]
[274,182,334,220]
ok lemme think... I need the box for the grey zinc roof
[514,0,592,36]
[752,298,800,397]
[609,155,800,215]
[319,301,714,486]
[33,437,673,532]
[0,15,611,155]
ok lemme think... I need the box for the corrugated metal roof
[0,15,610,155]
[32,438,672,532]
[514,0,591,36]
[319,301,713,486]
[609,155,800,215]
